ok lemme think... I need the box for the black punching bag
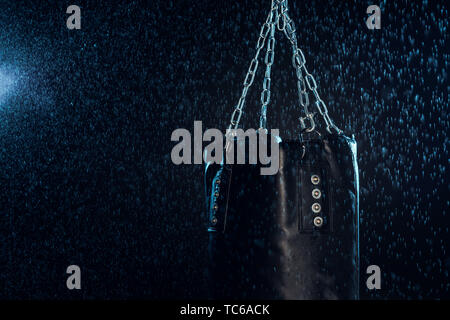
[205,133,359,299]
[204,0,359,300]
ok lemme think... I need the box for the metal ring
[311,174,320,185]
[312,189,321,199]
[313,216,323,227]
[312,203,321,213]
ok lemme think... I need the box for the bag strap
[225,0,342,139]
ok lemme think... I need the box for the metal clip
[299,113,316,133]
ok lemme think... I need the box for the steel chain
[259,4,278,129]
[227,3,276,132]
[279,0,342,134]
[227,0,342,136]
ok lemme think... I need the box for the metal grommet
[312,189,321,199]
[211,217,218,225]
[313,216,323,227]
[312,203,321,213]
[213,203,219,211]
[216,179,221,185]
[311,174,320,185]
[214,192,219,198]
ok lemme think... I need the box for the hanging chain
[226,0,342,136]
[227,2,277,133]
[278,0,342,134]
[259,4,278,130]
[279,1,314,132]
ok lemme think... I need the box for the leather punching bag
[204,0,359,300]
[205,133,359,299]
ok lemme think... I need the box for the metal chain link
[279,0,342,134]
[227,3,277,133]
[226,0,342,136]
[259,4,278,129]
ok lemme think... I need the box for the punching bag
[204,0,359,300]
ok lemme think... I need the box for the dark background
[0,0,448,299]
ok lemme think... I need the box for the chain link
[226,3,277,133]
[279,0,342,134]
[259,4,278,129]
[226,0,342,136]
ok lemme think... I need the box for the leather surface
[205,133,359,300]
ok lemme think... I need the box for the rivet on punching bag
[204,0,359,300]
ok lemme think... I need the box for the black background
[0,0,448,299]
